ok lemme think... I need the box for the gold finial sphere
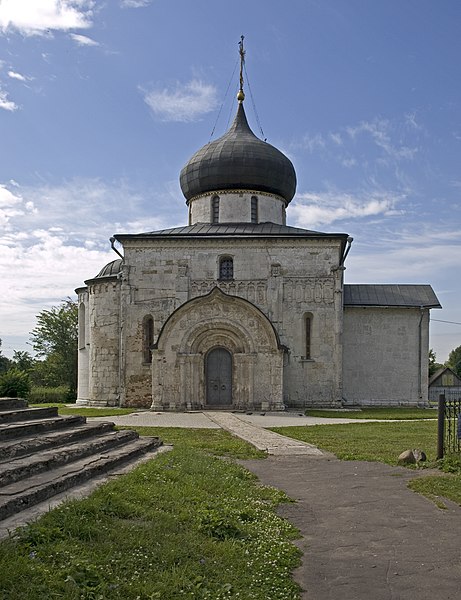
[237,89,245,102]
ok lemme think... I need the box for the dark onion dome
[180,102,297,203]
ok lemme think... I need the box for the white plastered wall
[342,306,429,405]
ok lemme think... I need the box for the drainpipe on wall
[110,236,124,260]
[339,236,354,267]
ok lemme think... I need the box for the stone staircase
[0,398,162,525]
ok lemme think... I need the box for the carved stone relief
[190,280,267,305]
[283,277,334,304]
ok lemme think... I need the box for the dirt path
[242,455,461,600]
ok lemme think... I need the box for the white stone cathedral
[76,78,440,410]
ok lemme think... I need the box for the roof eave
[113,232,350,242]
[84,275,120,286]
[344,302,442,309]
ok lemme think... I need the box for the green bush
[28,385,74,404]
[0,368,31,399]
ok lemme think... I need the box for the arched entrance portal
[152,288,284,411]
[206,347,232,406]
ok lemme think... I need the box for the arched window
[211,195,220,224]
[78,303,86,350]
[304,313,312,359]
[251,196,258,224]
[219,256,233,280]
[142,315,154,364]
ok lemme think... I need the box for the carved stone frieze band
[283,277,335,304]
[190,280,267,305]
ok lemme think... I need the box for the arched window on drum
[211,195,220,224]
[251,196,258,224]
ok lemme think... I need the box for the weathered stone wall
[343,307,429,405]
[189,190,286,225]
[87,279,121,406]
[122,235,344,409]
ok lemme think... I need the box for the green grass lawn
[120,426,266,459]
[305,407,437,420]
[0,430,300,600]
[271,421,438,464]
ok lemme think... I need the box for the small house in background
[429,367,461,403]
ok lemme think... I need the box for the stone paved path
[206,411,322,455]
[91,411,221,428]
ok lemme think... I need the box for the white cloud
[404,111,422,131]
[346,118,418,160]
[8,70,27,81]
[0,177,181,342]
[329,132,343,145]
[294,116,422,174]
[0,0,94,36]
[290,190,403,228]
[0,183,22,208]
[142,79,218,122]
[0,88,18,111]
[120,0,151,7]
[69,33,99,46]
[298,132,326,153]
[341,157,357,168]
[346,235,461,283]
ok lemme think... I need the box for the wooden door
[206,347,232,406]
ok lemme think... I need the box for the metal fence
[437,394,461,459]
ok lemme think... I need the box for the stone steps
[0,414,86,442]
[0,398,162,524]
[0,405,58,424]
[0,421,115,461]
[0,429,141,487]
[0,398,28,411]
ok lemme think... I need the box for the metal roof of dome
[95,259,122,279]
[179,102,297,203]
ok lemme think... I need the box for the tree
[0,368,31,398]
[0,339,12,375]
[11,350,35,373]
[30,299,78,395]
[429,349,443,378]
[447,345,461,378]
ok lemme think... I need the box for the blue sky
[0,0,460,362]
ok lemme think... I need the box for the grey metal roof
[179,103,297,203]
[95,259,122,278]
[344,284,441,308]
[115,222,349,240]
[84,259,122,285]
